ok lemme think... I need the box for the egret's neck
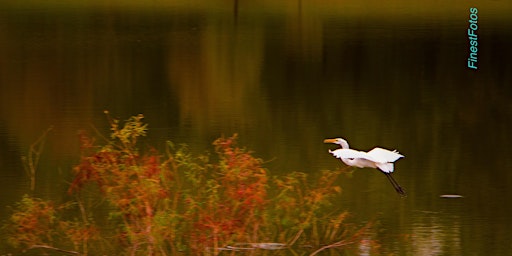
[339,140,349,149]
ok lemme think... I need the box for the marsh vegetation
[4,113,373,255]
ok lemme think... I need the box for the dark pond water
[1,1,512,255]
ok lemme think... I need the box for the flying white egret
[324,137,406,196]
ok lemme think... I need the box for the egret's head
[323,138,347,145]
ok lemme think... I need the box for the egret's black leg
[384,173,406,196]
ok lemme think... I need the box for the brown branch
[23,126,53,191]
[309,220,374,256]
[309,240,356,256]
[28,244,80,255]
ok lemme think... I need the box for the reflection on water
[1,1,512,254]
[410,211,461,256]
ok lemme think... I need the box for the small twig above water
[22,126,53,191]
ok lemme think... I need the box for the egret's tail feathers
[384,173,406,196]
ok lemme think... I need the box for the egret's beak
[323,138,337,144]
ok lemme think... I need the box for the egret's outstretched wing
[367,147,404,163]
[328,149,377,161]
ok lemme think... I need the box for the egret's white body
[324,138,406,196]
